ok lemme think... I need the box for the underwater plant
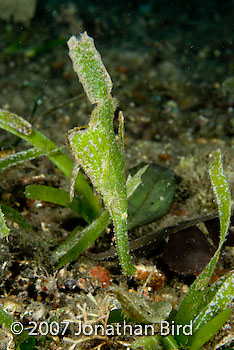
[0,206,9,238]
[1,32,233,350]
[0,32,175,276]
[0,32,154,276]
[130,150,234,349]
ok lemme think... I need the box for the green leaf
[0,108,101,221]
[0,206,10,238]
[108,308,126,324]
[209,150,231,247]
[0,202,32,231]
[161,335,180,349]
[128,164,176,230]
[56,209,110,269]
[58,163,160,262]
[25,184,92,224]
[0,147,60,171]
[53,225,82,259]
[24,37,66,58]
[191,270,234,336]
[110,284,172,324]
[190,308,231,350]
[19,337,36,350]
[0,306,36,349]
[0,109,32,135]
[175,150,232,346]
[131,335,163,350]
[67,32,135,276]
[0,305,13,328]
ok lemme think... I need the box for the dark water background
[1,0,234,144]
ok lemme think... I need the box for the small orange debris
[115,65,129,75]
[158,153,171,161]
[169,202,187,216]
[51,60,66,70]
[88,266,111,287]
[135,265,165,292]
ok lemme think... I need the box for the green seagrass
[0,206,10,238]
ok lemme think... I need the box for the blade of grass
[175,150,232,345]
[53,169,147,261]
[161,335,180,349]
[192,270,234,335]
[0,306,36,349]
[0,305,13,328]
[56,209,110,269]
[25,184,92,224]
[53,225,82,259]
[0,202,32,231]
[0,206,10,238]
[190,308,231,350]
[131,335,163,350]
[0,108,101,221]
[0,147,61,171]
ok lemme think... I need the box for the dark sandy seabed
[0,1,234,349]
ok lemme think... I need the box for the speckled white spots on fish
[67,33,135,276]
[88,139,96,148]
